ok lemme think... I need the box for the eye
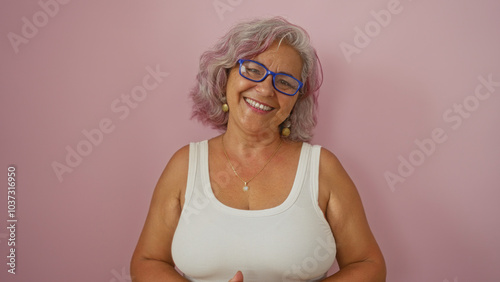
[246,67,262,75]
[276,78,295,89]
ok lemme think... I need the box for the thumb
[228,270,244,282]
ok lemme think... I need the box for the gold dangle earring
[221,96,229,112]
[281,118,291,137]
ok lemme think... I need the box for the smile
[244,97,273,111]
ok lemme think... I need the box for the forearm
[130,257,188,282]
[322,260,386,282]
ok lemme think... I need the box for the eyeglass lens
[240,60,300,95]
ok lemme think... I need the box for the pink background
[1,0,499,281]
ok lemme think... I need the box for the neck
[223,122,282,152]
[221,127,284,191]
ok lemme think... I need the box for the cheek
[282,96,299,111]
[276,97,299,120]
[226,74,253,100]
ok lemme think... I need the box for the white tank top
[172,141,336,282]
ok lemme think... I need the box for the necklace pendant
[243,182,249,192]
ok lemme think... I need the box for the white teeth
[245,98,272,111]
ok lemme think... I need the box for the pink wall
[1,1,499,281]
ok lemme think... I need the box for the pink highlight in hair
[190,17,323,141]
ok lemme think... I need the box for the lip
[244,97,275,113]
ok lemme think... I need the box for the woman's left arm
[319,148,386,282]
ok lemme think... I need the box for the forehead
[251,41,303,78]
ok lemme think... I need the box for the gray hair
[190,17,322,141]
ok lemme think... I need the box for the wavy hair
[190,17,322,141]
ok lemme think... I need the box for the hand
[228,271,244,282]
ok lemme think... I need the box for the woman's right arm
[130,145,190,282]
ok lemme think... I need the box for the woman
[131,17,386,281]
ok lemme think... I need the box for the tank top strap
[183,140,208,211]
[309,144,322,203]
[301,143,325,219]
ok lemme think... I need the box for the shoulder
[318,147,350,186]
[167,144,190,171]
[318,147,343,173]
[162,144,190,179]
[317,147,358,210]
[154,144,191,201]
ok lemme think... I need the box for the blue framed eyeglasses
[237,59,303,96]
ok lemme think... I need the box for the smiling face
[225,41,303,137]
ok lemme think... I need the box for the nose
[255,74,275,96]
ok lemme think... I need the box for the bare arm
[319,148,386,281]
[130,146,190,282]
